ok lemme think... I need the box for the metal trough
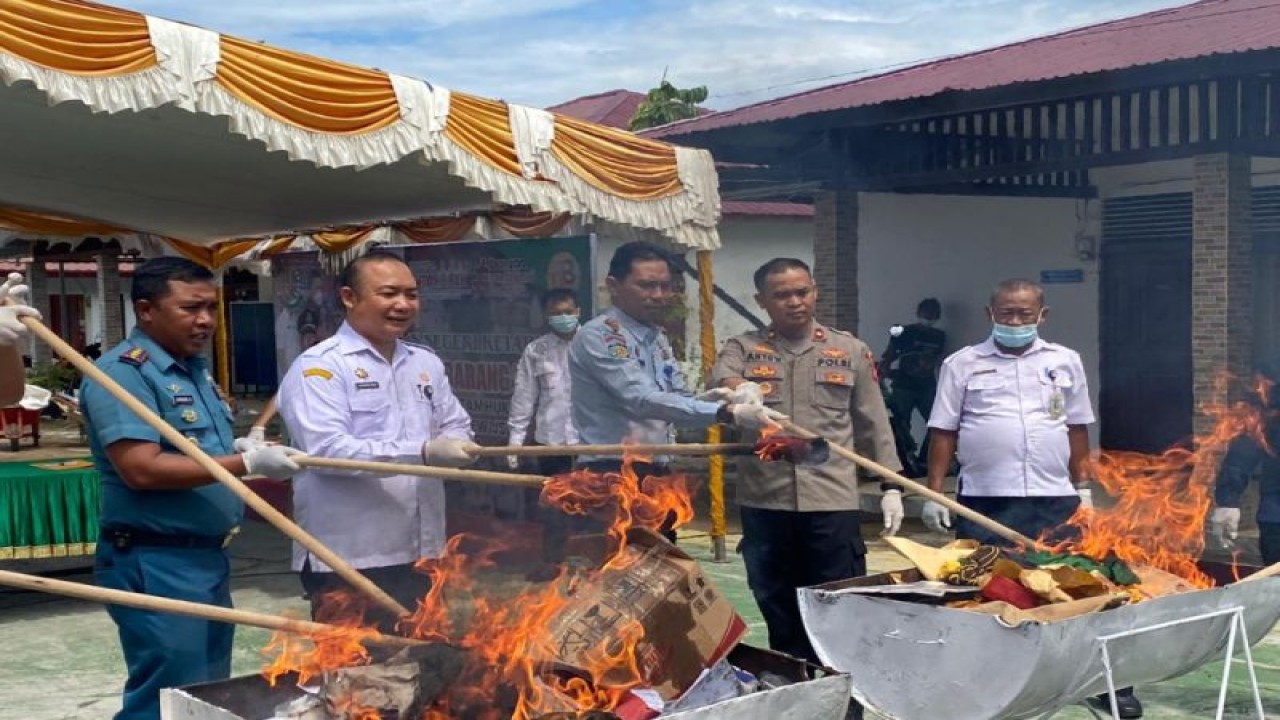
[160,644,852,720]
[798,563,1280,720]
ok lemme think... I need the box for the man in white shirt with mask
[921,278,1141,718]
[507,288,582,575]
[507,288,581,469]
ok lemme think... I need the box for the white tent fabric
[0,0,721,251]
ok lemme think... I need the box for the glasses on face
[991,307,1042,324]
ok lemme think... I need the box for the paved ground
[1,420,1277,718]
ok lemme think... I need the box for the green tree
[628,79,709,131]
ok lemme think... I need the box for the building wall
[34,275,132,352]
[856,192,1101,438]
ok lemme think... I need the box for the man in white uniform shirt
[922,278,1142,718]
[507,288,582,573]
[506,288,581,469]
[278,250,479,629]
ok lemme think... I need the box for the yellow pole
[214,276,231,393]
[696,250,727,561]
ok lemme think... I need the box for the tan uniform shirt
[711,324,900,511]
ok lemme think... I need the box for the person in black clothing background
[1212,359,1280,565]
[879,298,945,477]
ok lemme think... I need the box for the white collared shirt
[277,322,473,571]
[929,337,1094,497]
[507,332,579,446]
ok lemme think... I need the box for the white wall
[857,192,1101,439]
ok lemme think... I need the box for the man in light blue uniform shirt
[81,257,303,720]
[570,241,784,541]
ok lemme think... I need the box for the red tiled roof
[722,201,813,217]
[548,89,647,129]
[648,0,1280,137]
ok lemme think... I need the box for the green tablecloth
[0,458,100,559]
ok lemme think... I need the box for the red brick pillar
[1192,153,1253,435]
[813,190,859,334]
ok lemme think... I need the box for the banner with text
[272,236,595,444]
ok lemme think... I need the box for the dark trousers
[533,454,581,563]
[887,380,935,474]
[574,460,677,544]
[739,507,867,664]
[1261,521,1280,565]
[953,494,1081,548]
[95,543,234,720]
[300,562,431,633]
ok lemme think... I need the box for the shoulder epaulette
[118,347,149,367]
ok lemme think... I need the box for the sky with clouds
[117,0,1187,111]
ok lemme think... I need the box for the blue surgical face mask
[548,314,580,334]
[992,322,1039,348]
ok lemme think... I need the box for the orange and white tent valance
[0,0,720,250]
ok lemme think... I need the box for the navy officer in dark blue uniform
[80,257,303,720]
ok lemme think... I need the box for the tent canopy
[0,0,721,252]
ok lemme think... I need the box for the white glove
[0,273,39,348]
[729,404,788,430]
[423,437,481,467]
[880,489,905,536]
[506,455,519,470]
[242,445,305,479]
[0,272,27,303]
[922,499,952,532]
[727,381,765,406]
[695,387,734,403]
[232,426,268,453]
[1211,507,1241,546]
[1077,487,1093,509]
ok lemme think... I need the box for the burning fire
[1047,373,1274,589]
[262,455,695,719]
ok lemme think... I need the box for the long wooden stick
[1239,560,1280,583]
[781,421,1039,548]
[472,443,752,458]
[0,569,422,647]
[297,456,551,488]
[20,317,411,619]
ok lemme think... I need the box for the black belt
[101,526,240,551]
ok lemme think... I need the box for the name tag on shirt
[172,394,194,406]
[355,381,380,390]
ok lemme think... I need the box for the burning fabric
[254,461,752,720]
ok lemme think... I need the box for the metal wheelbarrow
[798,562,1280,719]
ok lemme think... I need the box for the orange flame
[262,453,694,719]
[1047,373,1273,589]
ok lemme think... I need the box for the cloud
[115,0,1185,110]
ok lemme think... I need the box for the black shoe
[1089,687,1143,719]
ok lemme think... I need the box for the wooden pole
[0,569,422,647]
[781,421,1039,548]
[1239,559,1280,583]
[696,249,728,562]
[297,456,551,488]
[472,442,751,458]
[19,316,412,619]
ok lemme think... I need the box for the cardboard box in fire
[547,529,749,700]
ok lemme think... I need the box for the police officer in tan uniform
[712,258,899,676]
